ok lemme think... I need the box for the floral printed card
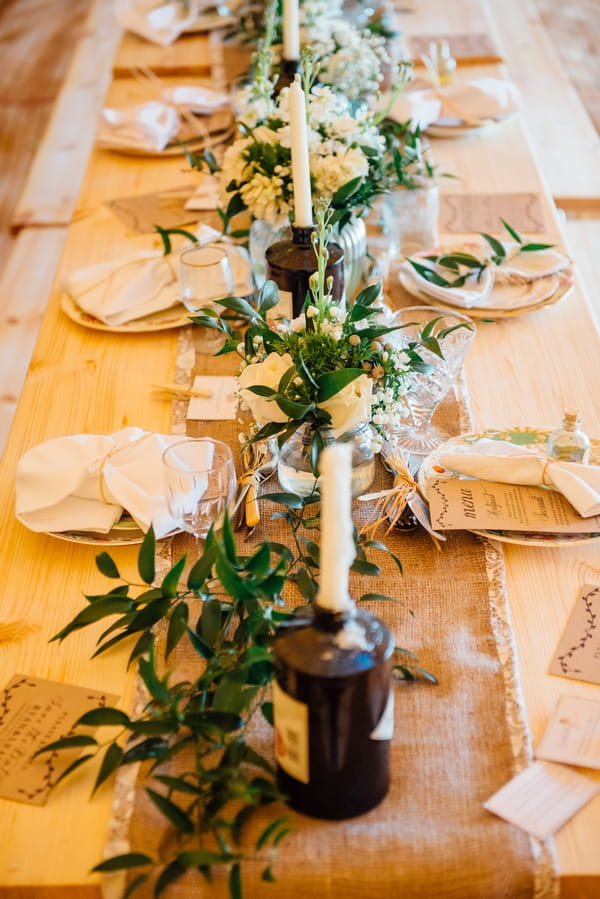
[548,585,600,685]
[426,477,600,533]
[0,674,118,806]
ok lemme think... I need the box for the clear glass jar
[380,178,439,259]
[277,421,375,498]
[547,409,590,463]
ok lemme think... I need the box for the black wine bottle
[265,224,345,319]
[272,57,299,97]
[273,604,394,820]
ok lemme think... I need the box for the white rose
[238,352,294,425]
[318,374,373,437]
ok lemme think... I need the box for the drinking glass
[388,306,476,455]
[179,245,235,352]
[163,438,237,555]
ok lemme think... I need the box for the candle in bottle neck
[317,443,355,613]
[288,77,313,229]
[282,0,300,62]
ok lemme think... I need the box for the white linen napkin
[494,242,570,281]
[15,427,188,537]
[114,0,211,46]
[437,78,520,123]
[161,85,229,114]
[439,439,600,518]
[62,225,254,325]
[62,250,180,326]
[384,78,519,129]
[400,257,494,308]
[97,101,180,152]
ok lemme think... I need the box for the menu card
[439,192,546,234]
[548,585,600,684]
[105,185,202,234]
[0,674,118,806]
[426,477,600,533]
[409,32,503,65]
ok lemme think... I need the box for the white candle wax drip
[282,0,300,61]
[288,77,313,229]
[317,443,355,613]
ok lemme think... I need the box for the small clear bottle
[437,40,456,86]
[547,409,590,463]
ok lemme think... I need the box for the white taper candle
[317,443,355,613]
[282,0,300,61]
[288,76,313,228]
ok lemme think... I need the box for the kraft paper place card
[409,32,502,65]
[426,477,600,533]
[548,585,600,685]
[105,185,200,234]
[484,760,600,840]
[187,376,238,420]
[536,695,600,770]
[439,193,546,235]
[0,674,118,806]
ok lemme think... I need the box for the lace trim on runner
[456,375,558,898]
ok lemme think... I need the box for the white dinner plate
[48,514,147,545]
[418,427,600,547]
[61,293,192,333]
[397,262,574,319]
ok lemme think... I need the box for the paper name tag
[536,695,600,770]
[548,585,600,685]
[187,376,238,420]
[484,760,600,840]
[0,674,118,806]
[426,477,600,533]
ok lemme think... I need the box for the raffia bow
[358,452,418,537]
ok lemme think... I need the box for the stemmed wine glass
[388,306,476,455]
[179,245,235,352]
[163,438,237,556]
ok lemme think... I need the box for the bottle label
[273,681,309,784]
[370,689,395,741]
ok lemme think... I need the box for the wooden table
[0,2,599,896]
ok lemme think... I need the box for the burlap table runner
[103,329,557,899]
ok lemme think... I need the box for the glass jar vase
[277,421,375,498]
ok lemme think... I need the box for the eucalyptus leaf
[95,552,120,579]
[93,742,123,794]
[146,789,194,833]
[138,526,156,585]
[92,853,154,873]
[75,707,130,728]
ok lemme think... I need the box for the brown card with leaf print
[0,674,118,806]
[548,585,600,685]
[439,193,546,235]
[409,33,503,65]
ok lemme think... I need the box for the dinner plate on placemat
[61,293,191,333]
[397,264,574,319]
[418,427,600,547]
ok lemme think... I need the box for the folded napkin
[494,241,570,281]
[385,78,519,129]
[401,256,494,308]
[440,439,600,518]
[114,0,213,46]
[63,250,180,325]
[161,85,229,114]
[62,225,253,325]
[97,101,180,152]
[15,427,186,537]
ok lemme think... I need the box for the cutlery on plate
[233,441,277,530]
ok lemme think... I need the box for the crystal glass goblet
[388,305,476,455]
[179,245,234,352]
[163,438,236,555]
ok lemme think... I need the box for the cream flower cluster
[219,85,386,228]
[309,21,390,101]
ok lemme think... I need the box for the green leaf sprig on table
[41,509,435,898]
[407,218,555,290]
